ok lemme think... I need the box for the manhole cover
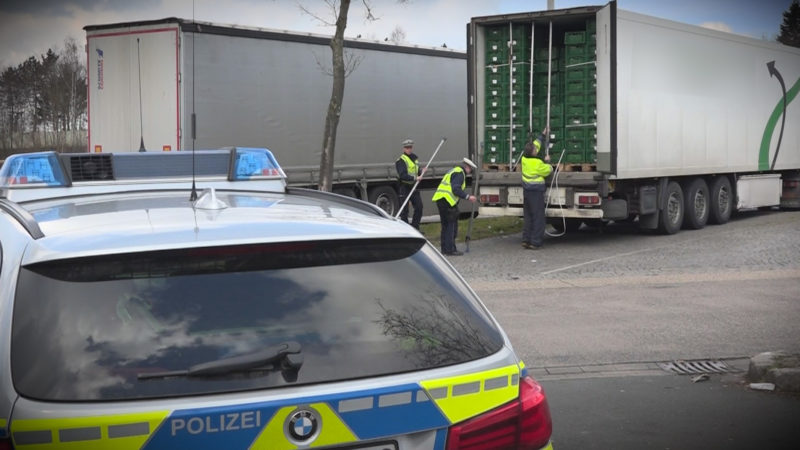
[658,360,736,375]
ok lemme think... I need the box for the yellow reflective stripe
[519,360,526,371]
[250,403,356,449]
[542,441,554,450]
[12,411,169,449]
[420,364,520,424]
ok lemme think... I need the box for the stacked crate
[484,24,531,165]
[530,44,564,158]
[562,19,597,164]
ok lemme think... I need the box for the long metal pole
[546,21,553,158]
[465,142,483,253]
[507,22,514,170]
[394,137,447,218]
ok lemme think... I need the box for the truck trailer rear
[468,2,800,233]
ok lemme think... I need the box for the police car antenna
[137,38,146,152]
[189,1,198,201]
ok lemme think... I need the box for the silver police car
[0,148,553,450]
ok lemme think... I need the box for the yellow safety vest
[432,166,465,207]
[398,154,418,184]
[521,155,552,184]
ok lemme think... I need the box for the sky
[0,0,794,68]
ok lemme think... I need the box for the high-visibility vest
[521,155,552,184]
[432,166,465,207]
[398,154,418,184]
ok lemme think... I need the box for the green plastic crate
[566,113,595,126]
[565,45,586,58]
[563,150,586,164]
[565,103,587,116]
[564,31,586,45]
[486,105,529,124]
[565,67,591,81]
[534,47,560,60]
[566,79,587,93]
[566,92,586,104]
[566,127,586,141]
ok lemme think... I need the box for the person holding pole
[395,139,425,229]
[521,127,552,250]
[432,158,478,256]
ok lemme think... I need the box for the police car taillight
[446,376,552,450]
[0,152,68,187]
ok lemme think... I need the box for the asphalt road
[448,209,800,368]
[445,209,800,449]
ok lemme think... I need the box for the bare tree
[389,26,406,45]
[299,0,406,192]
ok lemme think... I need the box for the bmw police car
[0,148,553,450]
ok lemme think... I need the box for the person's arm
[450,171,466,198]
[450,171,476,202]
[533,158,553,178]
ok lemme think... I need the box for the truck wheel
[658,181,684,235]
[708,176,732,225]
[682,178,709,229]
[368,186,399,216]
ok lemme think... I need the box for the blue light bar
[0,152,68,187]
[231,147,286,180]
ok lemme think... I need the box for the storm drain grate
[658,360,736,375]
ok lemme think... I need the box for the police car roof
[1,149,422,263]
[20,188,421,263]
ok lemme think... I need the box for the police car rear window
[11,239,504,401]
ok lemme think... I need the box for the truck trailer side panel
[611,10,800,179]
[182,31,467,171]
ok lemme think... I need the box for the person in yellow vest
[521,128,552,249]
[395,139,426,229]
[432,158,477,256]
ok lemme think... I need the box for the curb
[747,351,800,393]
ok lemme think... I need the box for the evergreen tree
[777,0,800,47]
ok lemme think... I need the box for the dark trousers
[436,199,460,253]
[523,184,546,246]
[398,183,423,229]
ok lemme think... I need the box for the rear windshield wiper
[138,341,303,380]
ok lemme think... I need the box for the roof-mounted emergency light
[0,152,69,187]
[0,147,286,202]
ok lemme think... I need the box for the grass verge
[419,216,523,247]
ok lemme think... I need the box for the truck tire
[708,176,733,225]
[368,186,399,216]
[682,178,709,229]
[658,181,684,235]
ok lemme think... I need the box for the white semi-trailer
[469,3,800,233]
[85,18,468,215]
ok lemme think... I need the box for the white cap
[462,157,477,169]
[402,139,414,147]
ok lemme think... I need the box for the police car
[0,148,552,450]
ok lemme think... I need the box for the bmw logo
[284,407,321,444]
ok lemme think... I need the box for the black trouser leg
[398,184,412,224]
[436,199,456,253]
[531,188,545,246]
[410,191,423,229]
